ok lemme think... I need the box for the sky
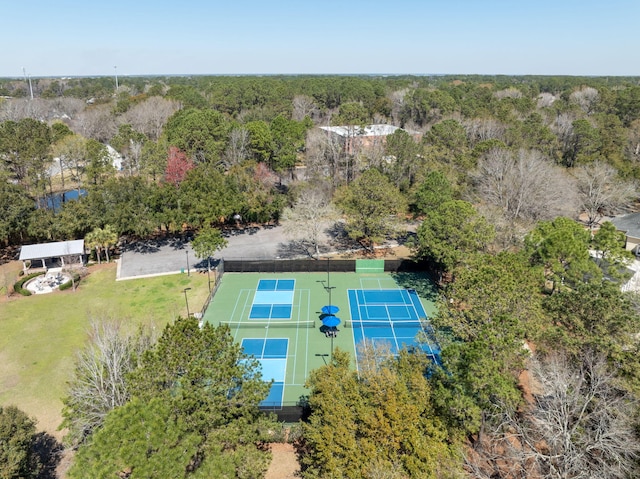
[2,0,639,78]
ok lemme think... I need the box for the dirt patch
[56,449,74,479]
[265,443,300,479]
[0,260,22,300]
[332,244,413,260]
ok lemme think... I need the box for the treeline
[1,74,640,249]
[2,74,640,477]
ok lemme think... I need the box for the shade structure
[322,316,341,328]
[321,305,339,315]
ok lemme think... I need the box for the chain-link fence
[222,258,427,273]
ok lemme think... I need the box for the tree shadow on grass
[32,432,64,479]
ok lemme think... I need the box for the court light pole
[328,285,335,310]
[330,331,334,362]
[326,257,331,289]
[315,353,329,366]
[185,250,190,277]
[183,287,191,318]
[206,261,211,292]
[22,67,34,100]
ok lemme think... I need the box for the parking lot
[117,223,331,280]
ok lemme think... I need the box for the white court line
[291,288,301,385]
[290,288,310,386]
[348,289,361,375]
[229,289,252,322]
[304,288,311,382]
[229,289,253,340]
[282,341,289,394]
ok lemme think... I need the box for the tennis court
[249,279,295,319]
[201,270,438,413]
[241,338,288,407]
[347,288,440,362]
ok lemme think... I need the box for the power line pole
[114,65,119,91]
[22,67,34,100]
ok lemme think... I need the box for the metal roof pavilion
[19,240,85,262]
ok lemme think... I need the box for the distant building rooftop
[319,124,401,137]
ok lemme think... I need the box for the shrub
[59,273,81,291]
[13,272,43,296]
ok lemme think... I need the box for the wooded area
[2,74,640,478]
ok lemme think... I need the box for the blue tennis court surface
[241,338,288,408]
[257,279,295,291]
[348,289,440,361]
[250,279,295,319]
[349,288,426,321]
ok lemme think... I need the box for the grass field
[0,262,209,437]
[203,271,437,408]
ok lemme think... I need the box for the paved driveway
[117,224,334,280]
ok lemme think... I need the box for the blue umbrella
[322,305,340,315]
[322,316,341,328]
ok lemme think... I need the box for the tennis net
[220,320,316,329]
[344,319,426,329]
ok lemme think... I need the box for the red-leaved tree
[164,146,194,186]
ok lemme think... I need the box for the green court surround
[202,271,437,409]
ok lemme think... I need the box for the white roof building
[319,124,401,137]
[318,124,421,155]
[19,240,85,270]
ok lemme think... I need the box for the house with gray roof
[610,213,640,255]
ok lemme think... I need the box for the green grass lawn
[0,263,209,436]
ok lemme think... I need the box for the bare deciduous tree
[0,97,88,123]
[574,160,636,228]
[123,96,180,141]
[355,339,393,379]
[388,88,408,125]
[552,111,579,155]
[493,87,523,100]
[359,134,387,172]
[223,127,250,168]
[281,186,337,258]
[625,119,640,164]
[61,319,155,446]
[570,87,600,115]
[463,117,507,145]
[292,94,319,121]
[51,134,87,193]
[467,353,640,479]
[537,92,557,109]
[0,98,47,122]
[49,97,86,119]
[304,128,345,188]
[530,353,639,479]
[473,148,575,221]
[126,138,144,175]
[71,105,117,142]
